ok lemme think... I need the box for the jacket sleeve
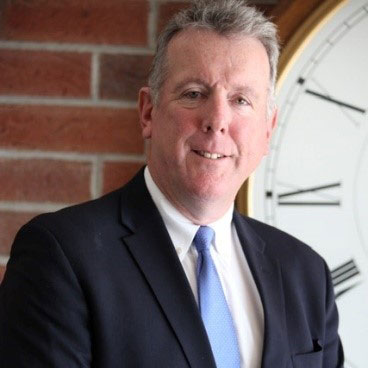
[0,221,92,367]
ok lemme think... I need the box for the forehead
[164,28,270,85]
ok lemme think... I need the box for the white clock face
[251,0,368,366]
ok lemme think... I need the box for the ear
[138,87,154,139]
[264,107,278,155]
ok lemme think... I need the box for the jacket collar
[118,169,289,367]
[233,212,290,367]
[119,168,216,367]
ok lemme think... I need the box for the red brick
[158,2,190,33]
[0,50,90,97]
[103,161,144,194]
[0,211,39,255]
[0,265,6,284]
[0,159,91,203]
[0,0,148,46]
[0,106,144,154]
[100,54,153,102]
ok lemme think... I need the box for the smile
[194,150,226,160]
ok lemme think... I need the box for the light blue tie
[194,226,241,368]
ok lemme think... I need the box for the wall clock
[246,0,368,366]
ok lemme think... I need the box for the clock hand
[278,182,340,198]
[305,89,366,114]
[276,182,341,206]
[297,78,366,114]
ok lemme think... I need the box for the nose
[201,95,231,134]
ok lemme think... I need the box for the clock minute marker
[266,191,273,198]
[277,182,341,206]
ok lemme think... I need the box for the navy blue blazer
[0,169,343,367]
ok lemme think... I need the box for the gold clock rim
[236,0,349,216]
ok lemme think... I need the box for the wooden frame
[236,0,348,216]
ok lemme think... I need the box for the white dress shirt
[144,167,264,368]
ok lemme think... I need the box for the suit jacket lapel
[119,170,216,368]
[233,212,290,368]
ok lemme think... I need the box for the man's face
[139,29,277,216]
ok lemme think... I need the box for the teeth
[199,151,224,160]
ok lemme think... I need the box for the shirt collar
[208,203,234,259]
[144,167,234,261]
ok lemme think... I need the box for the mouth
[193,150,227,160]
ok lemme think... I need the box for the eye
[235,96,249,105]
[183,91,202,99]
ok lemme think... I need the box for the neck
[169,198,233,225]
[153,180,234,225]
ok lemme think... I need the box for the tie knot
[193,226,215,253]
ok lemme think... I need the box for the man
[0,0,344,367]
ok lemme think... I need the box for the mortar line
[91,53,100,101]
[0,255,9,266]
[0,150,146,162]
[91,157,103,199]
[0,96,137,109]
[0,201,69,213]
[0,41,154,54]
[148,0,159,49]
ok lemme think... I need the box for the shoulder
[25,167,148,236]
[235,213,335,313]
[235,212,327,273]
[27,186,123,237]
[14,168,151,260]
[8,188,124,268]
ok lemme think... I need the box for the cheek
[234,122,269,157]
[160,108,193,134]
[153,114,193,158]
[169,111,199,147]
[175,108,198,130]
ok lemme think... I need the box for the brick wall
[0,0,318,281]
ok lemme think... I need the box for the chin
[180,169,239,199]
[186,181,229,202]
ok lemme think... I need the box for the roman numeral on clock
[275,182,341,206]
[331,259,360,299]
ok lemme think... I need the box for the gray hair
[148,0,280,116]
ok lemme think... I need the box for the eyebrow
[172,78,210,94]
[233,85,259,100]
[172,77,260,100]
